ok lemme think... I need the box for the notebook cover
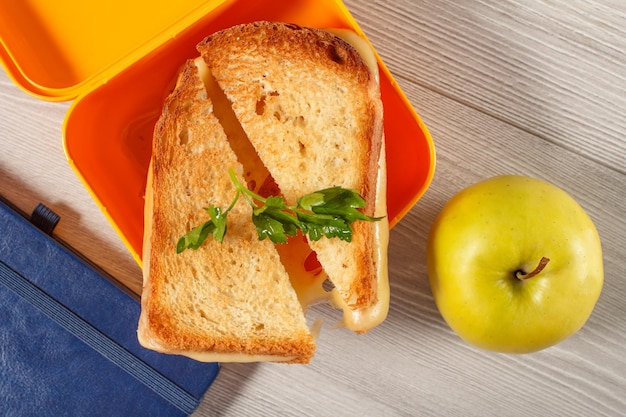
[0,196,219,417]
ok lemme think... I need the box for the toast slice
[197,22,389,332]
[138,58,316,363]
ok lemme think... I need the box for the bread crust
[198,22,386,311]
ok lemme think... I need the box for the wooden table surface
[1,1,624,415]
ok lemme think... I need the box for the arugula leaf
[176,169,383,252]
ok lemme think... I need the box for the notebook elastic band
[0,261,198,414]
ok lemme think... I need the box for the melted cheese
[276,235,330,309]
[330,143,389,332]
[142,160,153,280]
[326,28,379,83]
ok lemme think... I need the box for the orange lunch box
[0,0,435,265]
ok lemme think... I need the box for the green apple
[426,175,603,353]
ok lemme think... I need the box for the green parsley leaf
[206,205,227,243]
[297,211,353,242]
[297,191,326,211]
[298,187,381,223]
[176,205,230,252]
[252,212,290,244]
[259,208,300,234]
[264,195,288,210]
[176,221,216,253]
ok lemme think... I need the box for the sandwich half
[139,21,388,363]
[198,22,389,332]
[138,58,316,363]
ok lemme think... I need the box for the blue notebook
[0,196,219,417]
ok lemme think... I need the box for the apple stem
[516,257,550,280]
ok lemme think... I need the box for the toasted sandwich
[138,58,316,363]
[139,21,388,363]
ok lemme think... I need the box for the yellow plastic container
[0,0,435,264]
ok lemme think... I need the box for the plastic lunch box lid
[0,0,240,100]
[0,0,435,264]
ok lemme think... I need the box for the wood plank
[0,76,143,294]
[347,0,626,173]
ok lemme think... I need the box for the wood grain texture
[0,0,624,416]
[348,0,626,174]
[0,78,143,294]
